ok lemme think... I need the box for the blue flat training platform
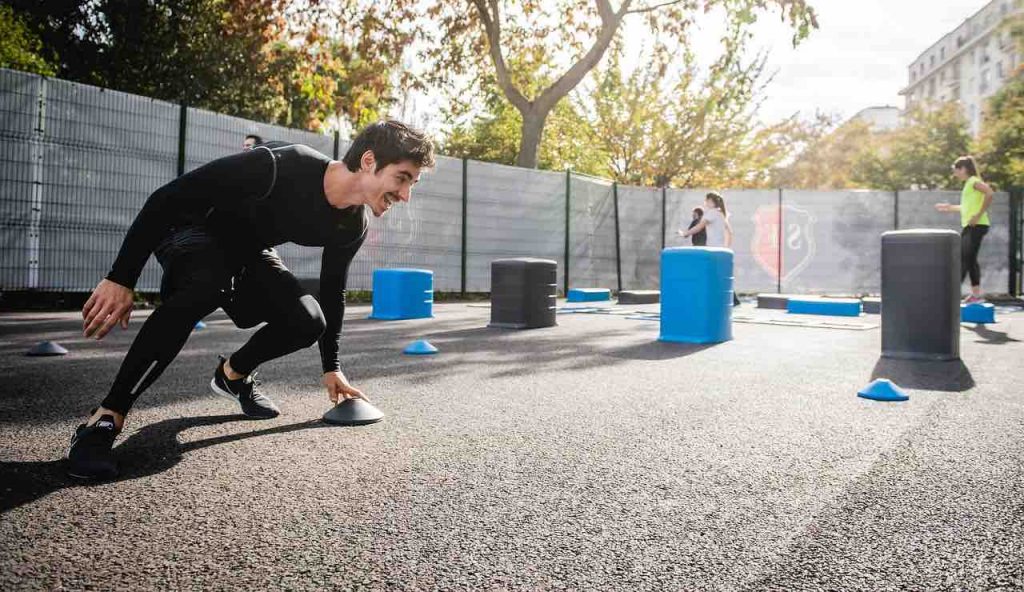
[961,302,995,324]
[787,297,861,317]
[567,288,611,302]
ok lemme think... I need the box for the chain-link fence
[2,68,1021,296]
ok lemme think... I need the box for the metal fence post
[1011,188,1022,297]
[27,74,47,289]
[894,189,900,230]
[777,188,783,293]
[661,186,667,251]
[564,169,571,296]
[461,158,468,297]
[177,103,188,177]
[333,130,340,160]
[613,182,622,293]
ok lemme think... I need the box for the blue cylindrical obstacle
[369,268,434,320]
[659,247,733,343]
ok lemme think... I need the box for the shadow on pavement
[962,323,1021,345]
[0,414,333,514]
[870,357,975,392]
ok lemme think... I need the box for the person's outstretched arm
[680,218,709,237]
[318,237,369,403]
[723,217,734,248]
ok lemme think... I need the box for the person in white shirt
[679,191,739,305]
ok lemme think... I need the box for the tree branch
[470,0,530,112]
[533,0,631,114]
[625,0,689,15]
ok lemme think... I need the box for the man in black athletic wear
[67,121,434,481]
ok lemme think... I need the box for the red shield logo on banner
[752,205,781,277]
[751,204,816,282]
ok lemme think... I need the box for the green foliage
[6,1,408,132]
[423,0,818,168]
[852,103,970,190]
[582,19,788,188]
[442,55,609,176]
[770,115,875,189]
[974,16,1024,190]
[0,5,55,75]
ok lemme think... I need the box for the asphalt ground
[1,301,1022,591]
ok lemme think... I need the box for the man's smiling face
[367,160,421,217]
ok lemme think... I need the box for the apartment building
[850,106,902,131]
[900,0,1023,136]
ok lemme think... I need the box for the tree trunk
[516,108,549,169]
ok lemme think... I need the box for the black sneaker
[67,413,119,481]
[210,356,280,418]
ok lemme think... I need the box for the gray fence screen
[1,68,1020,297]
[568,174,618,291]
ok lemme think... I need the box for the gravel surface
[1,302,1022,591]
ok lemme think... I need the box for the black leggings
[100,229,326,415]
[961,225,989,287]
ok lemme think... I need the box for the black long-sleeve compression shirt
[107,144,367,374]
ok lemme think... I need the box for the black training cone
[322,398,385,426]
[26,341,69,356]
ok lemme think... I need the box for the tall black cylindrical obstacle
[489,258,558,329]
[881,229,960,360]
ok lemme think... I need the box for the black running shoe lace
[239,371,262,401]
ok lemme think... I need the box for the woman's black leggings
[961,225,989,287]
[100,229,325,415]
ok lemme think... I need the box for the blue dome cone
[26,341,68,356]
[858,378,909,402]
[194,320,207,330]
[403,340,438,355]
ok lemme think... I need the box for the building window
[997,61,1004,79]
[941,47,946,60]
[981,69,990,94]
[930,55,936,67]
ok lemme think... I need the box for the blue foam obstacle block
[26,341,68,356]
[659,247,733,344]
[403,340,439,355]
[567,288,611,303]
[368,268,434,320]
[961,302,995,324]
[857,378,909,402]
[787,297,861,317]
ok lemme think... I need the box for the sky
[698,0,996,123]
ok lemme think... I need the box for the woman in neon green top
[935,156,995,303]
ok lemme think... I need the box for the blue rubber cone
[857,379,909,402]
[26,341,68,356]
[194,320,207,330]
[403,340,438,355]
[322,398,385,426]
